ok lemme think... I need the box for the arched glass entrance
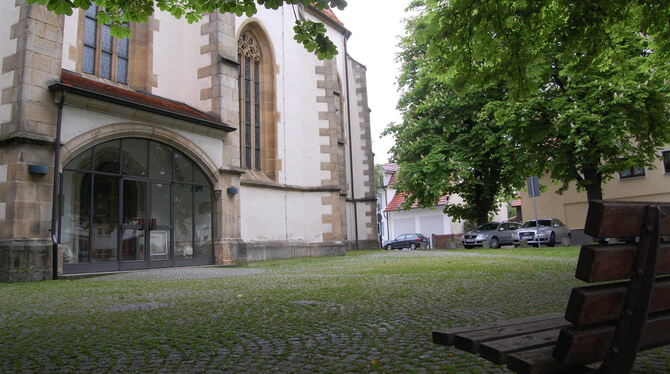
[59,138,214,273]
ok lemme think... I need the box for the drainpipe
[343,37,359,250]
[50,92,64,280]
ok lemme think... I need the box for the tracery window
[82,6,129,84]
[238,31,262,171]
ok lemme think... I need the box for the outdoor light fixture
[213,189,222,199]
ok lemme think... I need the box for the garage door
[419,215,445,246]
[392,218,415,238]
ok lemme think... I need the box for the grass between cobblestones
[1,247,669,373]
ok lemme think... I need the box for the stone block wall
[0,1,64,281]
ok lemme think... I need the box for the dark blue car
[384,233,430,250]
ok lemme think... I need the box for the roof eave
[49,83,237,133]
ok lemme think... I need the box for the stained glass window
[238,31,262,171]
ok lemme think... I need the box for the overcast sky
[334,0,411,165]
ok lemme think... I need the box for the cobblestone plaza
[1,249,669,373]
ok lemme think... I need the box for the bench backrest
[553,200,670,371]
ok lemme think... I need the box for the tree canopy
[388,0,670,213]
[28,0,347,59]
[385,18,529,225]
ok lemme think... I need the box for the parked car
[384,233,430,250]
[461,222,522,249]
[513,218,571,247]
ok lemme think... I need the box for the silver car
[462,222,522,249]
[513,219,571,247]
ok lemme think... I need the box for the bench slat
[454,317,568,353]
[565,276,670,327]
[506,346,588,374]
[553,310,670,365]
[584,200,670,237]
[432,313,562,346]
[479,328,562,364]
[575,244,670,283]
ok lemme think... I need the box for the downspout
[51,91,64,280]
[343,36,359,250]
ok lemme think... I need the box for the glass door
[120,179,173,269]
[121,179,146,269]
[148,182,172,265]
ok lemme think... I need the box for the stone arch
[236,19,279,181]
[60,122,221,184]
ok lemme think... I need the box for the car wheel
[409,243,417,250]
[386,244,393,251]
[548,233,556,247]
[489,237,500,249]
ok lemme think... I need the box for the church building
[0,2,377,281]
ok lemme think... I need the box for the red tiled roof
[511,199,522,207]
[59,70,217,122]
[387,173,398,186]
[384,192,449,212]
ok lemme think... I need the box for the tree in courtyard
[398,0,670,201]
[27,0,346,59]
[384,17,529,225]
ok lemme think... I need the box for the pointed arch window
[238,31,262,171]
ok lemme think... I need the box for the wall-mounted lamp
[28,164,49,175]
[213,189,222,199]
[227,186,239,195]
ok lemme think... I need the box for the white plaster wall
[152,11,212,113]
[61,11,79,71]
[60,105,224,168]
[387,207,453,240]
[241,187,330,242]
[0,1,20,124]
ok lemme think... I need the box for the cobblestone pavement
[1,249,669,373]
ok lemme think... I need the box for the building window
[238,31,262,171]
[59,139,213,272]
[663,151,670,173]
[619,166,646,179]
[82,6,129,84]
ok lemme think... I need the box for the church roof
[51,70,235,132]
[384,193,449,212]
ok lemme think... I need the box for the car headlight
[512,233,519,239]
[475,234,488,240]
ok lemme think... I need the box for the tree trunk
[583,166,603,201]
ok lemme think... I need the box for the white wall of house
[152,11,212,113]
[387,207,452,244]
[241,187,331,242]
[60,9,79,72]
[0,1,20,124]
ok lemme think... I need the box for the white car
[513,219,571,247]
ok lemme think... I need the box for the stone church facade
[0,1,377,281]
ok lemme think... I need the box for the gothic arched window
[238,31,262,171]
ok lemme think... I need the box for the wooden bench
[432,200,670,374]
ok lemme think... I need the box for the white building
[0,2,377,281]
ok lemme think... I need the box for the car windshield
[475,223,499,231]
[521,220,552,228]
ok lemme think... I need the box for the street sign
[527,176,541,198]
